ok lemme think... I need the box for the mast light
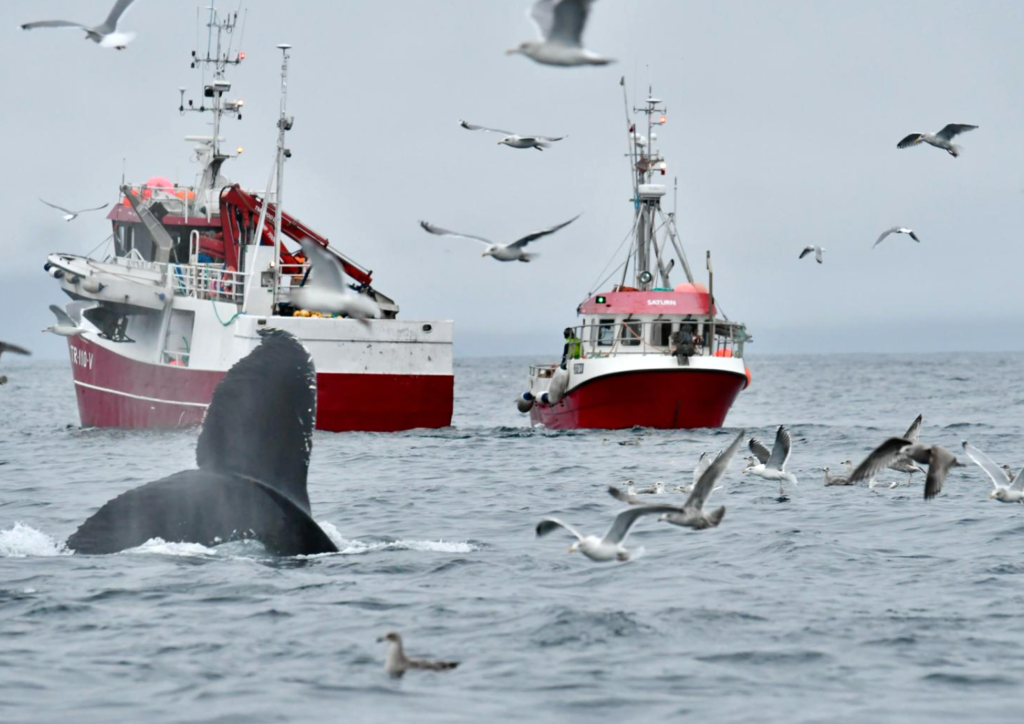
[659,115,666,124]
[239,52,246,60]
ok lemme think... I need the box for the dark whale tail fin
[196,330,317,513]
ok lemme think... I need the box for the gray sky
[2,0,1023,359]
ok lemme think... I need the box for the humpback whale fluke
[67,330,339,556]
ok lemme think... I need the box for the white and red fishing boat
[520,85,751,430]
[44,9,452,432]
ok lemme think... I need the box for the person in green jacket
[561,327,582,368]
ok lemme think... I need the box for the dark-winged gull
[39,199,108,222]
[536,504,681,562]
[377,632,458,678]
[823,461,857,486]
[849,436,963,500]
[21,0,138,50]
[873,227,920,249]
[897,124,978,157]
[799,246,824,264]
[962,442,1024,504]
[743,426,798,497]
[459,120,566,151]
[889,414,926,484]
[419,215,579,262]
[0,341,31,385]
[508,0,613,66]
[290,235,379,322]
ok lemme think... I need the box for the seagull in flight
[962,442,1024,504]
[743,426,798,498]
[419,215,580,262]
[376,632,458,678]
[508,0,613,67]
[849,436,963,501]
[0,341,31,386]
[798,246,824,264]
[43,303,95,337]
[873,227,920,249]
[536,503,682,562]
[459,121,566,151]
[897,124,978,158]
[290,235,380,323]
[21,0,139,50]
[39,199,109,222]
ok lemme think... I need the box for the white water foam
[317,521,477,556]
[0,523,70,558]
[122,538,218,557]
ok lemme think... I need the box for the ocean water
[2,352,1024,723]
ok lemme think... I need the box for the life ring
[744,366,752,389]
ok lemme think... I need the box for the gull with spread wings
[459,120,566,151]
[508,0,613,66]
[21,0,139,50]
[848,431,963,501]
[419,215,580,262]
[536,503,682,562]
[743,426,798,498]
[897,124,978,158]
[39,199,109,222]
[962,442,1024,504]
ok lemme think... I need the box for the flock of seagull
[798,123,977,264]
[536,415,1021,565]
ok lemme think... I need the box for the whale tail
[67,331,339,556]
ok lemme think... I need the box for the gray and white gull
[508,0,613,67]
[897,124,978,158]
[962,442,1024,504]
[672,452,722,495]
[873,227,920,249]
[43,303,95,337]
[290,235,380,322]
[536,503,681,562]
[798,246,824,264]
[419,215,579,262]
[612,431,745,530]
[377,632,458,678]
[21,0,138,50]
[743,426,798,497]
[39,199,108,222]
[459,120,566,151]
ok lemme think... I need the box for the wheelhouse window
[621,320,642,346]
[597,318,615,346]
[653,322,672,347]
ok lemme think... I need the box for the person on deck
[561,327,582,369]
[669,326,696,366]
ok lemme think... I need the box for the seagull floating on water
[798,246,824,264]
[743,426,798,497]
[419,215,579,262]
[377,632,458,678]
[0,341,31,385]
[290,235,379,322]
[962,442,1024,504]
[508,0,613,67]
[536,503,681,562]
[39,199,108,222]
[873,227,920,249]
[897,124,978,158]
[823,461,856,486]
[21,0,138,50]
[459,120,566,151]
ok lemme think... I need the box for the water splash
[122,538,218,557]
[0,523,70,557]
[316,521,477,555]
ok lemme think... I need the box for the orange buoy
[713,348,733,358]
[744,366,752,389]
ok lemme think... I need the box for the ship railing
[169,262,247,304]
[564,320,747,360]
[161,349,191,367]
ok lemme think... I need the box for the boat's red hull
[529,369,746,430]
[67,338,453,432]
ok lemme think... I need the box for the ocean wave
[316,521,478,555]
[0,523,70,557]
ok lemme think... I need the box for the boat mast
[271,43,293,313]
[180,5,245,206]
